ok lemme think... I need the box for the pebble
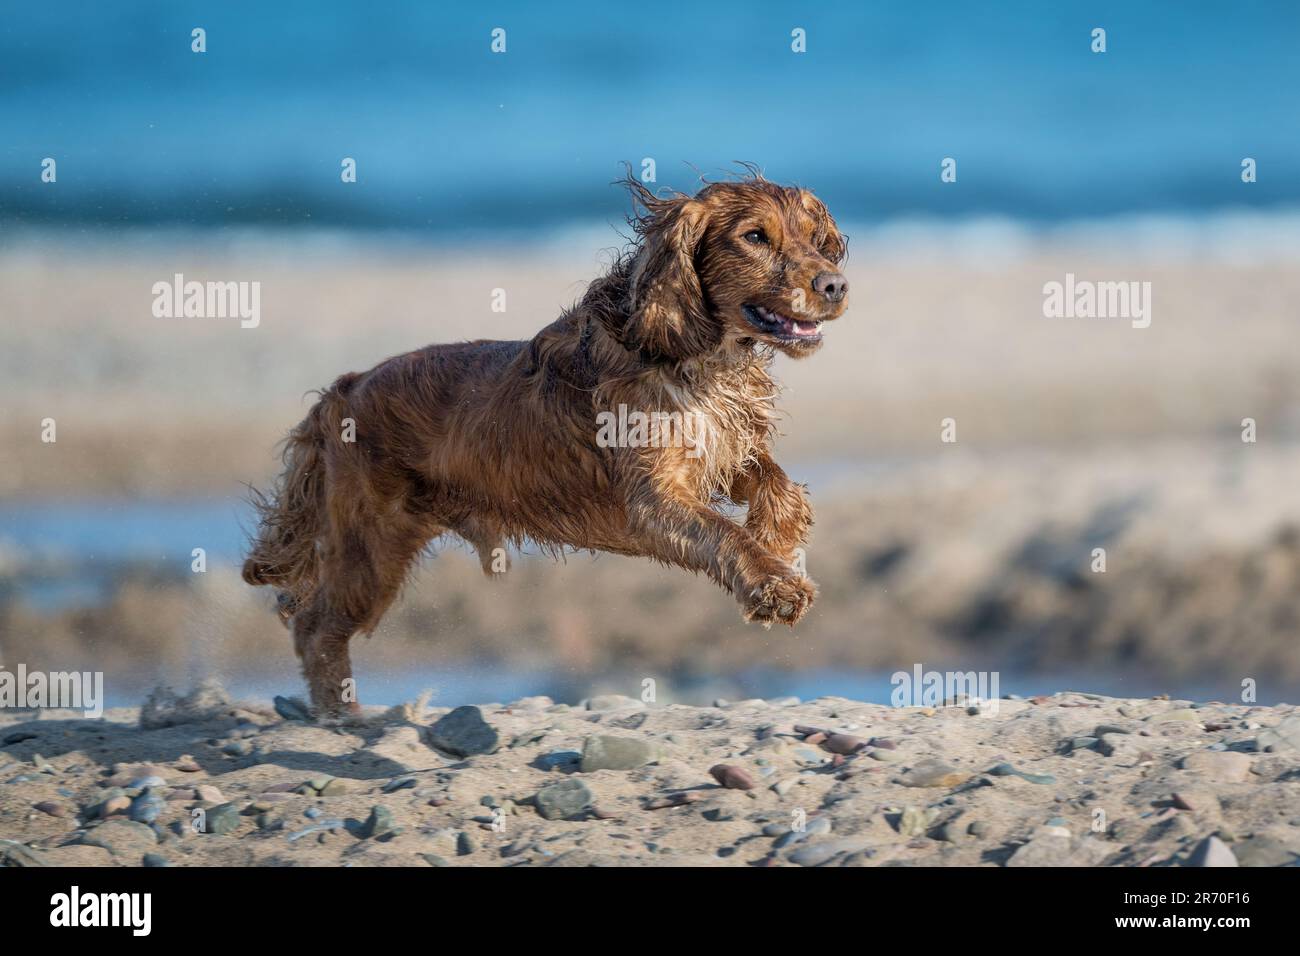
[1180,750,1252,783]
[76,820,159,857]
[195,785,225,803]
[456,831,476,855]
[361,805,398,840]
[141,852,169,867]
[203,802,242,836]
[1187,835,1238,867]
[33,801,68,818]
[1254,715,1300,752]
[287,820,345,842]
[99,795,131,818]
[897,806,938,837]
[534,779,593,820]
[709,764,756,790]
[987,762,1056,785]
[787,836,872,867]
[274,695,311,721]
[318,778,355,796]
[426,706,500,757]
[580,735,656,772]
[822,733,868,755]
[585,694,644,712]
[898,758,969,789]
[129,791,166,824]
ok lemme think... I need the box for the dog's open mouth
[741,305,823,342]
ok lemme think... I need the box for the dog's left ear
[624,197,722,362]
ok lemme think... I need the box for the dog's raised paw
[742,574,816,628]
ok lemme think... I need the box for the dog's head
[622,172,848,362]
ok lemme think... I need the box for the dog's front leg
[627,483,815,627]
[730,454,813,565]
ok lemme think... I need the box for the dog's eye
[742,229,769,246]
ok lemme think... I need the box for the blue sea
[1,0,1297,238]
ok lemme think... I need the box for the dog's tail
[242,387,343,621]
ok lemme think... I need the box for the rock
[456,831,476,856]
[536,750,581,771]
[99,795,131,818]
[1007,834,1107,867]
[787,836,872,867]
[1156,709,1204,724]
[129,791,165,824]
[142,852,169,867]
[361,805,398,840]
[319,778,355,796]
[1232,835,1298,867]
[427,706,499,757]
[822,734,868,755]
[1187,835,1238,867]
[139,680,232,730]
[127,775,168,790]
[897,806,938,837]
[1255,715,1300,752]
[33,801,68,818]
[274,695,311,721]
[1180,751,1252,782]
[221,740,252,757]
[203,802,242,836]
[76,820,159,857]
[585,694,644,711]
[987,762,1056,785]
[898,758,969,789]
[580,735,656,772]
[195,785,225,804]
[534,779,593,820]
[709,764,756,790]
[0,840,49,867]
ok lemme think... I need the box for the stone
[274,695,311,721]
[534,779,593,820]
[0,840,49,867]
[1007,834,1107,867]
[361,805,398,840]
[1255,715,1300,752]
[585,695,644,712]
[709,764,756,790]
[1187,835,1237,867]
[580,736,656,772]
[822,734,868,755]
[898,758,969,789]
[1232,835,1298,868]
[897,806,938,837]
[1180,751,1252,782]
[427,706,499,757]
[787,837,872,867]
[76,820,159,857]
[318,778,355,796]
[203,802,242,836]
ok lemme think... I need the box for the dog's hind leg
[293,503,434,718]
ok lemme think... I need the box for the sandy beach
[2,684,1297,867]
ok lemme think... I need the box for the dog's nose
[812,271,848,303]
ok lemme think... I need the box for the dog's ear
[623,192,722,362]
[800,190,848,266]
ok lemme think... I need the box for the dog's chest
[662,374,772,495]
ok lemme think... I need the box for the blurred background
[2,1,1299,707]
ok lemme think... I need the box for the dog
[243,172,849,716]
